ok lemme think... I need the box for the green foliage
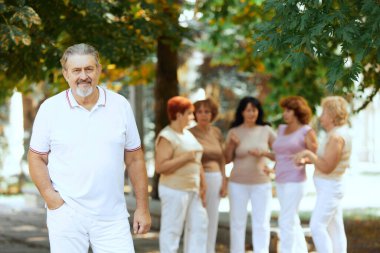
[0,0,42,103]
[254,0,380,111]
[0,1,41,50]
[197,0,324,122]
[197,0,380,115]
[197,0,268,71]
[0,0,186,104]
[1,0,378,114]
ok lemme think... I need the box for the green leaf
[0,3,6,14]
[10,6,41,28]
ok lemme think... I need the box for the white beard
[76,86,93,98]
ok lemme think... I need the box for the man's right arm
[28,150,64,209]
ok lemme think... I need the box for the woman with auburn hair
[271,96,318,253]
[189,98,227,253]
[224,96,276,253]
[155,96,208,253]
[295,96,351,253]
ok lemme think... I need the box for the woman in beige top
[155,96,208,253]
[295,96,352,253]
[189,98,227,253]
[225,96,276,253]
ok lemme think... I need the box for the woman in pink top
[225,96,276,253]
[272,96,317,253]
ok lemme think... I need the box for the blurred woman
[155,96,208,253]
[295,96,351,253]
[272,96,318,253]
[189,98,227,253]
[225,96,276,253]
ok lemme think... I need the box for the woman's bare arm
[295,134,344,174]
[155,137,196,174]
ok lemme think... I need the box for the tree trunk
[151,37,179,199]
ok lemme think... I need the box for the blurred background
[0,0,379,252]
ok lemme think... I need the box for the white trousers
[205,172,223,253]
[229,182,272,253]
[310,177,346,253]
[276,182,308,253]
[47,203,134,253]
[158,185,208,253]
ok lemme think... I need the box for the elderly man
[28,43,151,253]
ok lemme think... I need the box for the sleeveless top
[189,125,224,173]
[156,126,203,192]
[314,125,352,180]
[227,125,276,185]
[272,124,312,183]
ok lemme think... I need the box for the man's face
[63,54,101,98]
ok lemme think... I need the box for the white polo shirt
[30,87,141,219]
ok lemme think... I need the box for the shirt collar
[66,86,107,109]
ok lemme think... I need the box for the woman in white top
[295,96,352,253]
[155,96,208,253]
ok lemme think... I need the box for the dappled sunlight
[133,231,159,239]
[0,1,379,252]
[12,225,38,232]
[26,236,48,243]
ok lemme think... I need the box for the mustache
[76,78,92,85]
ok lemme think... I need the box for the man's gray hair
[60,43,100,70]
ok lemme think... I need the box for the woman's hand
[294,150,312,165]
[248,148,263,157]
[262,165,274,176]
[200,183,207,207]
[228,132,240,147]
[225,132,240,163]
[219,177,228,197]
[183,151,198,163]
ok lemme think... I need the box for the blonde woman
[295,96,351,253]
